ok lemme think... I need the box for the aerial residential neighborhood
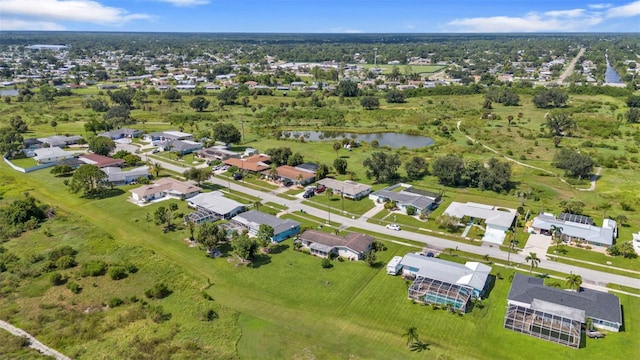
[0,6,639,359]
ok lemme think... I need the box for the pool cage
[184,209,219,224]
[408,276,473,312]
[504,304,582,348]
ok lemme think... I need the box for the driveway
[524,233,552,258]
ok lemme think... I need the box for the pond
[280,131,434,149]
[0,89,19,96]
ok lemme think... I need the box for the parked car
[282,179,293,187]
[212,166,220,171]
[386,224,401,231]
[314,184,326,194]
[233,172,243,180]
[303,190,314,198]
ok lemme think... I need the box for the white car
[386,224,401,231]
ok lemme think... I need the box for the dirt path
[456,120,598,191]
[0,320,72,360]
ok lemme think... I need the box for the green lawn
[303,194,375,217]
[548,245,640,272]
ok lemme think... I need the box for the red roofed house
[263,165,315,186]
[224,154,271,173]
[129,177,202,203]
[79,154,125,168]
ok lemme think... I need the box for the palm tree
[253,201,261,211]
[550,225,564,254]
[402,326,419,348]
[566,274,582,292]
[409,340,430,352]
[151,162,163,178]
[525,252,541,275]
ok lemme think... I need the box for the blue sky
[0,0,639,32]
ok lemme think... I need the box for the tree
[50,120,58,135]
[232,233,258,263]
[9,115,28,133]
[103,105,131,127]
[627,107,640,123]
[565,274,582,291]
[256,224,275,250]
[196,222,226,253]
[432,155,465,186]
[336,80,359,97]
[316,164,329,180]
[189,96,210,112]
[533,89,568,108]
[559,199,585,215]
[183,167,209,185]
[551,225,564,254]
[0,127,24,157]
[265,147,292,166]
[154,204,177,231]
[334,158,348,174]
[545,112,576,136]
[404,156,428,180]
[360,96,380,110]
[88,98,109,112]
[109,89,134,108]
[287,152,304,166]
[552,136,562,148]
[477,158,512,193]
[212,123,241,144]
[122,154,141,167]
[553,148,594,179]
[385,90,405,103]
[364,249,377,267]
[68,164,107,197]
[402,326,419,348]
[164,88,182,102]
[626,95,640,108]
[50,164,74,177]
[88,136,116,156]
[436,214,460,232]
[363,151,401,183]
[332,141,342,158]
[151,162,163,178]
[217,87,238,105]
[38,84,56,107]
[525,252,540,275]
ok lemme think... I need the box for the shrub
[321,258,333,269]
[49,272,65,286]
[108,266,128,280]
[145,282,171,299]
[66,281,81,294]
[147,304,171,323]
[201,309,219,321]
[49,246,77,262]
[201,291,214,301]
[107,297,124,308]
[124,263,138,274]
[80,261,107,277]
[55,255,76,269]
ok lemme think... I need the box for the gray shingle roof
[531,215,615,246]
[232,210,299,235]
[372,189,436,210]
[507,274,622,325]
[400,253,491,292]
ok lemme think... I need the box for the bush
[145,282,171,299]
[66,281,81,294]
[201,291,214,301]
[321,258,333,269]
[201,309,219,321]
[108,266,128,280]
[107,297,124,308]
[147,304,171,323]
[80,261,107,277]
[124,262,138,274]
[49,246,77,262]
[49,272,65,286]
[55,255,76,269]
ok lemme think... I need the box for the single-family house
[504,274,622,348]
[79,154,125,168]
[317,178,372,200]
[185,191,245,223]
[168,140,203,155]
[224,154,271,173]
[38,135,83,148]
[531,213,617,247]
[264,165,315,186]
[298,230,373,260]
[23,138,44,150]
[143,131,193,144]
[98,128,143,140]
[102,166,149,185]
[32,147,75,164]
[196,146,241,162]
[443,202,517,244]
[130,177,201,203]
[232,210,300,243]
[369,184,441,215]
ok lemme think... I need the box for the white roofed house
[443,202,517,244]
[185,191,245,223]
[317,178,372,200]
[130,177,202,204]
[32,147,75,164]
[102,166,149,185]
[531,213,617,248]
[369,184,441,215]
[400,253,492,313]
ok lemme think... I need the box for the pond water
[0,89,19,96]
[605,54,623,84]
[280,131,434,149]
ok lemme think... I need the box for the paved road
[145,154,640,289]
[558,47,586,85]
[0,320,71,360]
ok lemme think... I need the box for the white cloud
[447,11,606,33]
[544,9,585,18]
[0,0,153,25]
[153,0,209,6]
[588,3,612,9]
[327,27,363,33]
[606,1,640,17]
[0,18,65,30]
